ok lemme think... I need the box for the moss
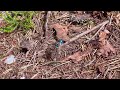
[0,11,35,33]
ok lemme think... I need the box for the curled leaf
[52,23,70,41]
[63,47,92,61]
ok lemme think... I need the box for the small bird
[55,39,65,48]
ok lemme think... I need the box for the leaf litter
[51,23,70,41]
[98,29,115,56]
[0,11,120,79]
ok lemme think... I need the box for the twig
[109,71,116,79]
[39,61,65,67]
[84,58,96,67]
[6,46,14,56]
[43,11,51,37]
[86,21,107,42]
[94,73,101,79]
[73,67,81,79]
[47,75,62,79]
[106,59,120,66]
[31,73,40,79]
[2,68,13,75]
[20,64,33,70]
[59,20,109,47]
[103,66,110,78]
[46,61,71,74]
[109,65,120,71]
[81,70,94,74]
[109,13,113,25]
[56,12,69,19]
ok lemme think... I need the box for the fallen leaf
[67,51,82,61]
[52,23,70,41]
[99,31,107,41]
[99,40,115,56]
[63,47,92,61]
[106,40,115,53]
[98,30,115,56]
[4,55,16,64]
[97,65,105,74]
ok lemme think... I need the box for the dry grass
[0,11,120,79]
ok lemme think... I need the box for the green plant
[0,11,34,33]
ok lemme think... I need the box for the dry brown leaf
[97,65,106,74]
[106,40,115,53]
[100,40,115,56]
[63,47,92,61]
[67,51,82,61]
[52,23,70,41]
[99,31,107,41]
[98,30,115,56]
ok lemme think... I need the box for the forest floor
[0,11,120,79]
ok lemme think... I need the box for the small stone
[20,76,25,79]
[4,55,16,64]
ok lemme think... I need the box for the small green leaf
[3,23,18,33]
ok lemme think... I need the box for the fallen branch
[59,20,109,47]
[86,21,107,42]
[43,11,51,37]
[46,61,71,74]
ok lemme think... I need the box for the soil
[0,11,120,79]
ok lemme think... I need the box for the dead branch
[43,11,51,37]
[60,20,109,47]
[86,22,107,42]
